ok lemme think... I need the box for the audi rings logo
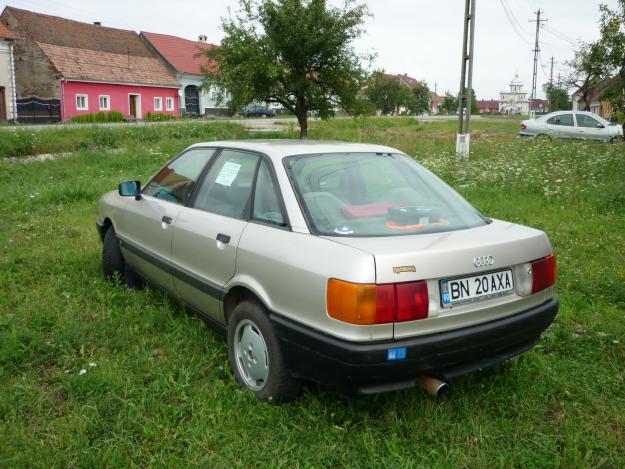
[473,255,494,268]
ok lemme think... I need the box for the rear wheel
[227,301,301,403]
[536,133,551,141]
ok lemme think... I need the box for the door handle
[162,216,173,225]
[216,233,231,244]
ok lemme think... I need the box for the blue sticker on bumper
[387,347,407,361]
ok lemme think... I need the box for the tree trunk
[297,111,308,139]
[296,92,308,139]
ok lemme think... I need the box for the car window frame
[141,146,220,207]
[187,147,291,231]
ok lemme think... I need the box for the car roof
[187,139,402,162]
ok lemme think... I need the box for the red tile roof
[0,22,15,39]
[141,32,217,75]
[2,6,153,57]
[38,42,178,87]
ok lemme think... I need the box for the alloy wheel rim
[234,319,269,391]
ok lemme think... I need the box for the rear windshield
[285,152,488,237]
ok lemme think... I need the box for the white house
[141,32,229,117]
[499,74,529,115]
[0,22,17,123]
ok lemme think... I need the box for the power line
[500,0,532,44]
[542,25,577,45]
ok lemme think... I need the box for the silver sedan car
[97,140,558,402]
[520,110,623,142]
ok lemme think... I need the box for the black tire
[227,301,301,403]
[102,227,144,289]
[102,226,124,282]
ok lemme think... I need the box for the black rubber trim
[270,298,558,394]
[118,236,224,300]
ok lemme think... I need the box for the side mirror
[118,180,142,200]
[596,123,605,129]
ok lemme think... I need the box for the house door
[129,95,138,119]
[0,87,6,123]
[184,85,200,117]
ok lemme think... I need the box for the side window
[143,148,216,205]
[193,149,259,219]
[547,114,574,126]
[253,159,286,226]
[576,114,601,128]
[547,115,559,125]
[557,114,574,126]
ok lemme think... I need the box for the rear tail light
[531,254,557,293]
[396,282,429,321]
[327,279,428,325]
[521,123,527,129]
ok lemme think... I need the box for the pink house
[1,7,179,122]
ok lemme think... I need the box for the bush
[145,112,178,122]
[0,130,36,157]
[71,112,125,123]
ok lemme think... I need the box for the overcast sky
[1,0,618,99]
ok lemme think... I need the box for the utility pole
[547,56,555,111]
[529,10,547,118]
[456,0,476,160]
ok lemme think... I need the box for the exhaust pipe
[416,376,449,397]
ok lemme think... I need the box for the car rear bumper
[270,298,558,395]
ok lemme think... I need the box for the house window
[76,94,88,110]
[154,97,163,111]
[99,95,110,111]
[166,97,174,111]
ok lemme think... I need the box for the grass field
[1,118,624,467]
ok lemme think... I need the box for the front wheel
[102,227,143,289]
[227,301,301,403]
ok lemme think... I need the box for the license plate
[440,269,514,307]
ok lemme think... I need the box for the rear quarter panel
[232,222,393,341]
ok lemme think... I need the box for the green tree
[440,95,459,115]
[405,81,431,115]
[203,0,371,138]
[543,84,572,112]
[365,72,410,115]
[597,0,625,130]
[565,42,606,111]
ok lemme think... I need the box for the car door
[575,113,607,140]
[546,113,575,139]
[170,148,261,322]
[117,148,216,292]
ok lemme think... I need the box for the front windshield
[285,152,488,237]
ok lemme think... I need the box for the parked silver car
[97,140,558,402]
[520,110,623,142]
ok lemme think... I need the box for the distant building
[477,99,500,114]
[499,74,529,115]
[572,79,615,120]
[0,7,179,122]
[0,22,17,123]
[141,32,230,117]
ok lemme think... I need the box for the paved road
[1,114,512,133]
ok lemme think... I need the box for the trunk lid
[323,219,553,339]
